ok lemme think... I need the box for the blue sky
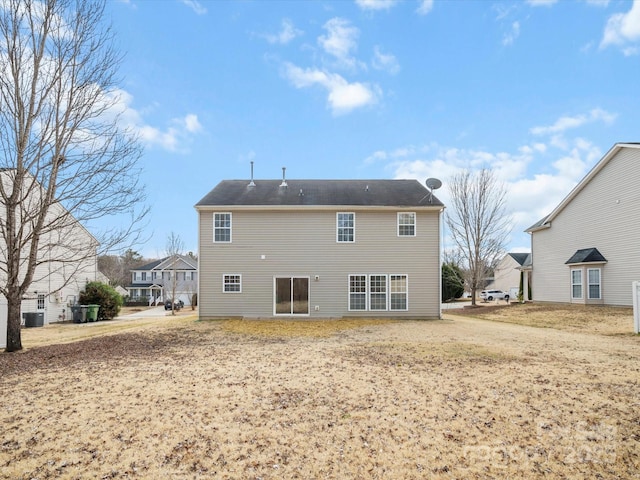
[105,0,640,258]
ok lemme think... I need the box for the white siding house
[126,255,198,306]
[526,143,640,306]
[487,252,532,301]
[195,179,444,319]
[0,173,101,347]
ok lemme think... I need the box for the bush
[442,263,465,302]
[79,282,124,320]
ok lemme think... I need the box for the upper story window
[141,272,147,281]
[214,212,232,243]
[152,272,157,280]
[397,212,416,237]
[337,212,355,243]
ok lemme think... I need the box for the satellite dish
[425,178,442,203]
[426,178,442,190]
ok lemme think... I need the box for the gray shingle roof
[565,248,607,264]
[195,179,443,207]
[508,252,531,266]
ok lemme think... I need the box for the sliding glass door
[275,277,309,315]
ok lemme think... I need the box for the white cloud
[105,88,203,152]
[373,135,604,250]
[600,0,640,53]
[180,0,207,15]
[318,18,361,70]
[530,108,616,136]
[503,21,521,46]
[416,0,434,15]
[355,0,398,11]
[282,63,380,115]
[372,46,400,74]
[264,19,303,45]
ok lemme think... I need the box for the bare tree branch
[0,0,148,351]
[445,169,512,306]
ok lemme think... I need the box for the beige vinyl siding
[532,146,640,306]
[198,208,441,318]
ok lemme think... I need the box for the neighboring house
[195,178,444,319]
[487,252,532,301]
[526,142,640,306]
[0,172,101,348]
[126,255,198,306]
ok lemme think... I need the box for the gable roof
[508,252,531,266]
[134,255,198,272]
[526,143,640,232]
[195,179,444,208]
[565,248,607,265]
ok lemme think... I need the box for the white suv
[480,289,509,301]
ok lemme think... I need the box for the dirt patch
[447,302,635,335]
[1,313,639,479]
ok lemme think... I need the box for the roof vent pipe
[248,161,256,187]
[280,167,287,187]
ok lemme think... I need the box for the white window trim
[397,212,416,237]
[214,212,233,243]
[571,269,583,299]
[336,212,356,243]
[587,268,601,300]
[389,274,409,311]
[348,274,368,311]
[223,274,242,293]
[369,274,389,311]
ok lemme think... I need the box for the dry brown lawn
[1,306,639,479]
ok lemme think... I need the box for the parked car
[480,289,509,301]
[164,299,184,311]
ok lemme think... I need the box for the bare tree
[445,169,511,306]
[165,232,184,316]
[0,0,147,351]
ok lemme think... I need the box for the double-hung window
[348,275,367,310]
[588,268,601,299]
[337,212,355,243]
[223,274,242,293]
[390,275,408,311]
[397,212,416,237]
[571,269,583,299]
[369,275,388,311]
[214,213,232,243]
[37,294,45,310]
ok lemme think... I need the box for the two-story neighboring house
[526,143,640,306]
[195,179,444,319]
[126,255,198,306]
[1,172,101,348]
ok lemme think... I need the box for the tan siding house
[486,253,532,301]
[195,179,444,319]
[526,143,640,306]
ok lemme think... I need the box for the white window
[214,212,232,243]
[37,294,45,310]
[141,272,147,281]
[337,212,355,243]
[588,268,601,299]
[348,275,367,311]
[369,275,388,311]
[390,275,408,311]
[223,274,242,293]
[397,212,416,237]
[152,272,157,280]
[571,269,582,299]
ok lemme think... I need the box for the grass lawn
[0,306,638,479]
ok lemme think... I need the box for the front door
[274,277,309,315]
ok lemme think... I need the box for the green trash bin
[87,304,100,322]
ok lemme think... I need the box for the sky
[103,0,640,258]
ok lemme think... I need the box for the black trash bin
[23,312,44,328]
[71,305,83,323]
